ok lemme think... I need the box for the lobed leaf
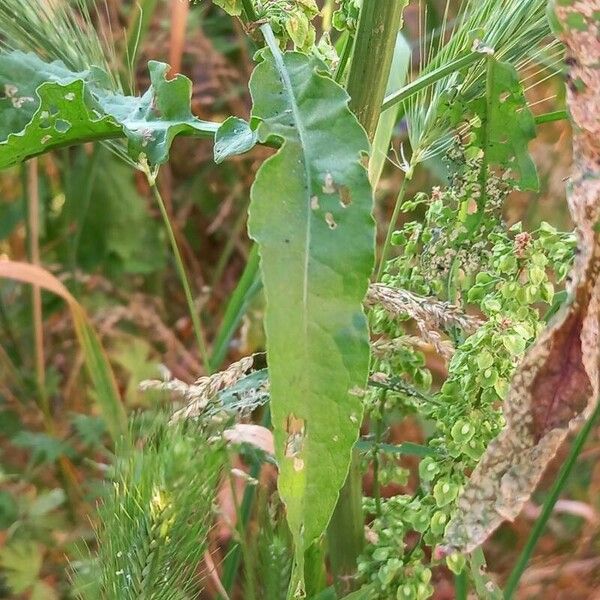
[247,26,374,590]
[0,51,219,168]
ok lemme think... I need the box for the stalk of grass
[210,244,262,371]
[534,110,568,125]
[346,0,408,141]
[328,3,408,591]
[25,158,82,515]
[124,0,159,89]
[219,408,270,599]
[26,160,46,405]
[228,467,257,600]
[381,51,484,111]
[376,175,409,280]
[503,399,600,599]
[454,571,468,600]
[149,179,212,374]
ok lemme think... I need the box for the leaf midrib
[261,25,313,342]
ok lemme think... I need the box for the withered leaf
[441,1,600,555]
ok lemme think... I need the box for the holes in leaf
[499,91,510,103]
[322,172,336,194]
[339,186,352,208]
[310,196,320,210]
[54,119,71,133]
[325,212,337,229]
[284,414,305,472]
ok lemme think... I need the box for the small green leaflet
[247,26,374,593]
[0,51,219,168]
[214,116,258,164]
[472,58,539,190]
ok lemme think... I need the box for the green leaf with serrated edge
[247,26,374,592]
[214,116,259,164]
[473,59,538,190]
[0,51,219,168]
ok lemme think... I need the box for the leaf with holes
[247,27,374,591]
[0,50,219,168]
[472,58,538,190]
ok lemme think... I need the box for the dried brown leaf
[441,3,600,554]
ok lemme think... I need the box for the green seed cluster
[363,144,575,597]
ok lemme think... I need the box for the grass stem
[150,180,211,373]
[376,175,409,280]
[381,52,484,112]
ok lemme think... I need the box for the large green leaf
[0,51,218,168]
[247,27,374,589]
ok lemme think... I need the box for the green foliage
[332,0,361,33]
[405,0,553,167]
[246,26,374,586]
[470,59,538,190]
[0,0,580,598]
[0,51,218,169]
[208,0,320,51]
[71,151,167,276]
[74,416,226,600]
[361,142,575,598]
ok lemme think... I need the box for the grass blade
[0,261,127,443]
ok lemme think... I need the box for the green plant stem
[534,109,568,125]
[322,0,335,31]
[334,32,355,84]
[327,5,406,591]
[209,244,262,371]
[503,399,600,599]
[372,390,387,516]
[125,0,159,73]
[150,181,211,373]
[219,461,262,596]
[210,195,251,288]
[219,410,269,598]
[326,450,365,597]
[475,56,494,223]
[381,52,484,111]
[346,0,407,141]
[376,174,409,280]
[69,148,100,293]
[454,571,468,600]
[228,467,258,600]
